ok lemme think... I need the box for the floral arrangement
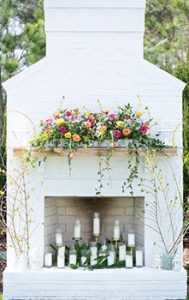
[30,103,166,195]
[31,103,165,151]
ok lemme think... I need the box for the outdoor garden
[0,0,189,299]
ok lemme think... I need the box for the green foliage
[0,0,46,199]
[0,0,45,80]
[174,53,189,198]
[145,0,189,72]
[51,241,126,270]
[145,0,189,199]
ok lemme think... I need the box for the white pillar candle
[93,212,100,236]
[57,254,65,268]
[44,253,52,267]
[135,249,143,267]
[56,229,63,246]
[119,245,126,261]
[91,246,98,256]
[58,246,65,256]
[69,254,77,265]
[81,256,87,266]
[128,231,135,247]
[114,220,120,240]
[108,251,116,266]
[90,255,97,266]
[74,220,81,239]
[126,254,133,268]
[102,244,108,252]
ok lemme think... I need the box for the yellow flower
[85,111,91,117]
[136,112,143,118]
[44,128,51,136]
[43,132,49,139]
[65,132,71,139]
[8,179,14,185]
[0,168,5,174]
[0,191,5,196]
[116,121,125,128]
[56,118,65,126]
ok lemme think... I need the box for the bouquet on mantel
[31,103,165,152]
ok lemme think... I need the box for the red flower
[89,117,95,125]
[140,124,148,134]
[60,126,67,134]
[54,113,61,119]
[66,110,72,116]
[113,130,122,139]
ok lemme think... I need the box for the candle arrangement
[135,248,143,268]
[113,220,120,243]
[74,220,81,240]
[44,216,146,270]
[93,212,100,242]
[56,228,63,247]
[44,253,52,268]
[57,246,65,268]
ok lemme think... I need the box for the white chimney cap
[44,0,146,8]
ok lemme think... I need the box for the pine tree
[0,0,46,186]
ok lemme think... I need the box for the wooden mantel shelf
[13,147,178,157]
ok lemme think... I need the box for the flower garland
[31,103,166,195]
[31,104,164,150]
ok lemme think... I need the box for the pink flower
[103,109,109,115]
[109,114,117,120]
[126,116,131,120]
[140,124,148,134]
[113,130,122,139]
[60,126,67,134]
[66,110,72,116]
[70,116,77,123]
[46,119,54,126]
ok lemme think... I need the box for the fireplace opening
[44,197,144,255]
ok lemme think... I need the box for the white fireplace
[3,0,187,299]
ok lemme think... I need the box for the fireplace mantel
[13,146,178,158]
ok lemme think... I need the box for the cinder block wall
[45,197,144,251]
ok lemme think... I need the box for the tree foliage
[0,0,45,188]
[0,0,45,81]
[145,0,189,198]
[145,0,189,72]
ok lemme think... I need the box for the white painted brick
[3,268,187,300]
[4,0,186,297]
